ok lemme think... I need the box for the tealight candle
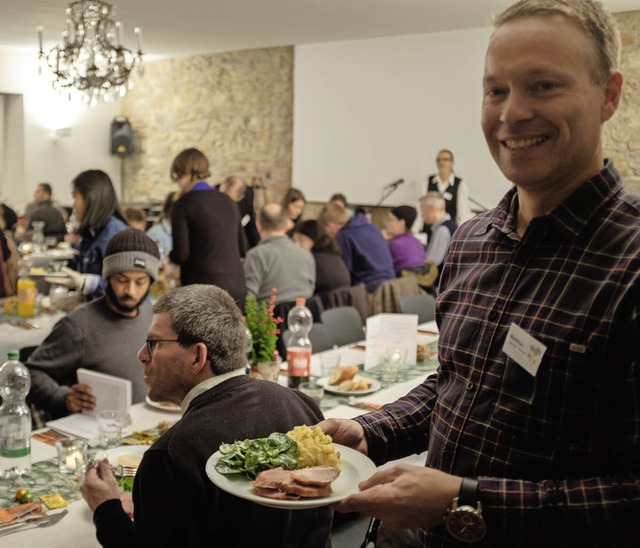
[56,438,88,474]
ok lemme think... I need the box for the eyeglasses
[145,339,181,356]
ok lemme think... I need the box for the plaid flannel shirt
[355,160,640,547]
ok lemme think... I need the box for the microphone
[384,178,404,189]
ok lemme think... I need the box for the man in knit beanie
[26,229,159,419]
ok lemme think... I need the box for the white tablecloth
[12,321,439,546]
[0,310,65,361]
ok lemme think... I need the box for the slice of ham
[253,486,300,500]
[0,501,45,524]
[290,466,340,487]
[253,465,340,500]
[252,467,294,489]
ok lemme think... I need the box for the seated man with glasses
[81,284,331,547]
[26,229,159,419]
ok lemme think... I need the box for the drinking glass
[299,380,324,406]
[319,351,341,379]
[97,410,130,448]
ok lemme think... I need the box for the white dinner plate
[205,444,376,509]
[92,444,149,464]
[317,376,381,396]
[27,271,70,279]
[145,395,182,412]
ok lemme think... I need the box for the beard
[105,282,150,314]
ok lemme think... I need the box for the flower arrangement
[244,288,283,364]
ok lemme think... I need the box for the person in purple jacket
[385,205,426,275]
[319,201,395,292]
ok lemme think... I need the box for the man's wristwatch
[443,477,487,543]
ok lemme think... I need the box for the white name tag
[241,214,251,227]
[442,191,453,200]
[502,323,547,377]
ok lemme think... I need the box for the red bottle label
[287,348,311,377]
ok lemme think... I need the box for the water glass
[319,351,341,378]
[97,410,130,448]
[55,438,88,474]
[299,380,325,405]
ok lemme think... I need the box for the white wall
[0,47,122,213]
[293,27,511,209]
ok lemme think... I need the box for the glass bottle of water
[0,351,32,478]
[286,298,313,389]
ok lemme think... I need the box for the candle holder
[55,438,88,474]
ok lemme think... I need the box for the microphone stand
[375,183,402,208]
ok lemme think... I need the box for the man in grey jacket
[27,229,159,419]
[243,203,315,303]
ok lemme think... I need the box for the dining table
[0,304,65,361]
[0,321,439,546]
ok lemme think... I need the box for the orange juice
[17,278,37,317]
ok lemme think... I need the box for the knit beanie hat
[102,228,161,281]
[391,205,417,230]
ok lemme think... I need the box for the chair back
[399,294,435,323]
[320,306,365,347]
[281,323,335,354]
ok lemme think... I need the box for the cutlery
[417,329,438,335]
[346,397,381,410]
[0,509,68,537]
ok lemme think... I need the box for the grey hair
[494,0,621,84]
[420,192,446,211]
[153,284,246,375]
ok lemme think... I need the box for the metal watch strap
[458,477,479,506]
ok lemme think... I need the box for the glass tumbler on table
[96,410,129,448]
[298,379,324,406]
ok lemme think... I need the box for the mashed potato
[286,425,341,469]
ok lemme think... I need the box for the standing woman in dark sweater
[168,148,247,307]
[292,219,350,294]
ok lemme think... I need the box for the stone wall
[121,11,639,204]
[605,11,640,195]
[121,46,293,206]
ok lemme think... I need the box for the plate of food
[28,267,69,278]
[317,365,381,395]
[145,396,182,412]
[205,426,376,509]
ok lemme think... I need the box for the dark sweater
[93,375,332,548]
[313,250,350,294]
[170,188,247,306]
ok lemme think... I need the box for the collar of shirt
[191,181,213,191]
[430,213,453,231]
[181,367,247,412]
[434,173,456,188]
[476,158,621,243]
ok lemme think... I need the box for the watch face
[445,506,487,543]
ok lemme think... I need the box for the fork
[0,509,69,537]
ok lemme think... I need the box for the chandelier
[37,0,143,103]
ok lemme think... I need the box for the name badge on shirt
[502,323,547,377]
[442,191,453,201]
[240,214,251,227]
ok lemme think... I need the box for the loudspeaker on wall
[110,116,132,157]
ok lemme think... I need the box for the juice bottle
[17,277,37,317]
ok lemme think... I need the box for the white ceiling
[2,0,640,59]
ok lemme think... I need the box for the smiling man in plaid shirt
[320,1,639,545]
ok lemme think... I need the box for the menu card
[46,369,132,439]
[364,313,418,370]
